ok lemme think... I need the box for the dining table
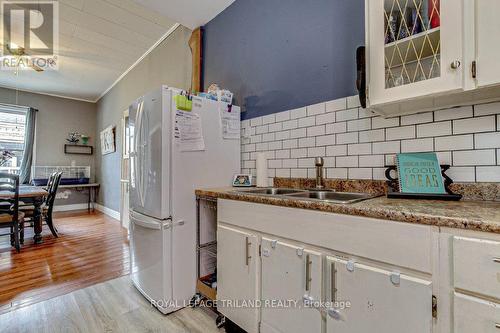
[0,186,48,244]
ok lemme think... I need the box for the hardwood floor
[0,276,221,333]
[0,211,129,314]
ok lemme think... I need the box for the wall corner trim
[95,23,182,103]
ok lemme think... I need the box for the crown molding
[95,23,181,103]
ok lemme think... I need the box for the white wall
[241,95,500,185]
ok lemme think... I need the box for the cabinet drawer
[454,293,500,333]
[453,236,500,299]
[219,199,432,273]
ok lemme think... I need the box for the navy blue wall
[203,0,365,120]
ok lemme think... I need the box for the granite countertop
[195,187,500,234]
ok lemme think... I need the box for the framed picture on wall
[100,125,116,155]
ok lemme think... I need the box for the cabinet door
[217,225,259,333]
[261,238,322,333]
[453,236,500,299]
[475,0,500,87]
[326,257,433,333]
[454,292,500,333]
[367,0,463,107]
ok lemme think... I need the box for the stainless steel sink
[234,188,306,195]
[285,191,375,204]
[233,187,376,204]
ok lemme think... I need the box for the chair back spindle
[0,172,21,252]
[0,173,20,221]
[46,172,62,214]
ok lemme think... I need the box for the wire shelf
[32,166,91,179]
[198,242,217,258]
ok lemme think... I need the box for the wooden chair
[0,173,24,252]
[20,171,62,242]
[44,171,57,192]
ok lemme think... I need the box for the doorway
[120,109,130,229]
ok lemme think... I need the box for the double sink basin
[233,187,377,204]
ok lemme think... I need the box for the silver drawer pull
[492,257,500,264]
[495,323,500,329]
[245,237,252,266]
[305,254,312,292]
[331,262,337,302]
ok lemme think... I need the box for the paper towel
[256,152,268,187]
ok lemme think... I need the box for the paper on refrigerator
[174,109,205,151]
[219,104,240,139]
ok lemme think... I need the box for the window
[0,105,28,174]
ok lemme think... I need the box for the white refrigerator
[129,86,240,314]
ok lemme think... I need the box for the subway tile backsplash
[241,97,500,185]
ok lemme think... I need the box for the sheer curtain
[19,108,37,184]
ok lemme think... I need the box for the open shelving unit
[194,195,218,302]
[192,195,226,327]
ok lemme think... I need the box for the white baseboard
[54,203,89,212]
[95,204,121,221]
[53,202,121,221]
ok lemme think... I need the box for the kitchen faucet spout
[314,157,324,189]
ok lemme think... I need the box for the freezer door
[129,88,170,219]
[170,95,241,303]
[130,210,172,310]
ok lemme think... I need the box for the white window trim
[0,103,33,175]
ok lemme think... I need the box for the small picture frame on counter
[232,174,253,187]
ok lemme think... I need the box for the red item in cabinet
[429,0,440,28]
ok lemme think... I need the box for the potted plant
[66,132,80,145]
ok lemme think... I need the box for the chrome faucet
[314,157,324,189]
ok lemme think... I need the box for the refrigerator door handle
[131,217,161,230]
[173,220,185,227]
[140,109,149,207]
[130,210,169,230]
[135,100,145,207]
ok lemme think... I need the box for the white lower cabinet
[217,225,260,333]
[454,292,500,333]
[326,257,433,333]
[216,200,500,333]
[260,238,322,333]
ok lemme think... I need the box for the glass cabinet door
[384,0,441,88]
[367,0,463,108]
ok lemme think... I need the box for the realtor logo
[1,1,59,71]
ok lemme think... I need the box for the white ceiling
[0,0,234,102]
[132,0,235,30]
[0,0,179,102]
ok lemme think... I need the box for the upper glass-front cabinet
[366,0,463,110]
[384,0,441,88]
